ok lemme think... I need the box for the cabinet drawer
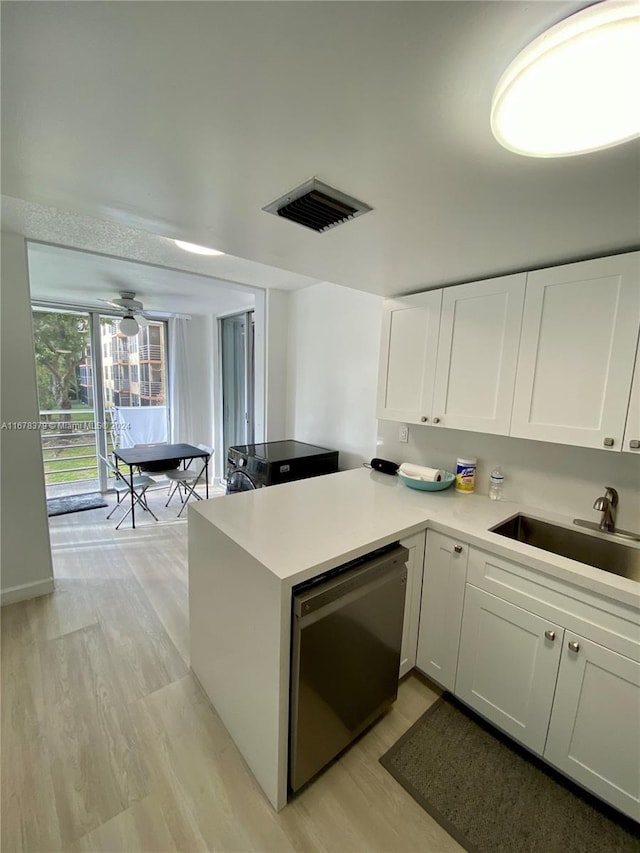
[467,547,640,661]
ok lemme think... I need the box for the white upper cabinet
[511,253,640,451]
[376,290,442,424]
[622,342,640,453]
[432,273,526,434]
[376,251,639,449]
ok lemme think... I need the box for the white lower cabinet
[416,531,468,691]
[455,585,564,754]
[416,535,640,821]
[545,633,640,820]
[399,531,427,678]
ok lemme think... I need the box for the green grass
[42,416,116,484]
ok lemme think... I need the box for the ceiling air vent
[263,178,372,233]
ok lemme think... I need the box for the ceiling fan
[98,291,189,336]
[99,292,148,335]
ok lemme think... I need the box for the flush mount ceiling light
[491,0,640,157]
[174,239,224,256]
[119,314,139,336]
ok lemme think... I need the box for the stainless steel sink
[489,514,640,583]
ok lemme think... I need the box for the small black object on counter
[370,458,399,476]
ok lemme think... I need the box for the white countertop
[191,468,640,607]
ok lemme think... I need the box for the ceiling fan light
[119,315,139,336]
[491,0,640,157]
[174,239,224,256]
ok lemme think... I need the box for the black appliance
[226,440,339,493]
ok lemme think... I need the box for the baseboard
[1,577,55,606]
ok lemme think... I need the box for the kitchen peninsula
[188,468,640,815]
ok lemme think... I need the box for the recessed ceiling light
[174,239,224,256]
[491,0,640,157]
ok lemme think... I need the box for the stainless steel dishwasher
[289,543,408,793]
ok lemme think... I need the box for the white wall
[377,421,640,531]
[184,315,214,448]
[286,281,640,531]
[1,232,54,604]
[252,290,266,447]
[265,289,289,442]
[287,282,382,469]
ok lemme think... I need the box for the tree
[32,311,90,427]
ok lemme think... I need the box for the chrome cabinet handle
[568,640,580,653]
[544,630,556,642]
[421,416,428,422]
[603,437,614,447]
[454,545,463,554]
[433,417,441,424]
[630,439,640,449]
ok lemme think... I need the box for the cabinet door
[545,633,640,822]
[376,291,442,424]
[456,585,563,755]
[432,273,525,434]
[511,253,640,450]
[416,532,468,690]
[399,531,426,678]
[622,342,640,453]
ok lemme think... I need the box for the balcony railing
[139,344,162,361]
[140,381,164,398]
[40,406,169,493]
[39,409,116,491]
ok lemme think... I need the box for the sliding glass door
[33,304,169,498]
[220,311,255,458]
[32,307,99,498]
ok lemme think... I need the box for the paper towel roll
[399,463,444,482]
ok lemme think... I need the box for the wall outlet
[399,424,409,443]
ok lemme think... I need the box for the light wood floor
[2,488,463,853]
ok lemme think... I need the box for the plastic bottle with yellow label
[455,456,477,493]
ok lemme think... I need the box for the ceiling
[2,1,639,303]
[26,241,257,317]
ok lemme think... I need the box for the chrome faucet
[593,487,618,532]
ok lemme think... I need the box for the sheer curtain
[168,318,195,444]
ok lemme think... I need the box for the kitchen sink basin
[489,514,640,583]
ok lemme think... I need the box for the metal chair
[100,453,159,530]
[165,444,213,517]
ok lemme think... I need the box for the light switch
[399,424,409,443]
